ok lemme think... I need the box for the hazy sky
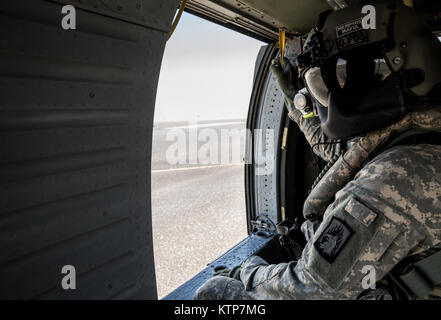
[154,12,265,123]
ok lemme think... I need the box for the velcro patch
[344,198,377,227]
[314,217,352,263]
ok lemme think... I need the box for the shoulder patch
[314,217,352,263]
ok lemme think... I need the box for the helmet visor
[303,67,329,107]
[303,59,391,108]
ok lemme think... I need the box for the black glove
[270,58,297,102]
[270,58,303,119]
[212,265,242,280]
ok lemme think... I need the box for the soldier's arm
[289,108,344,162]
[240,151,432,299]
[240,191,425,299]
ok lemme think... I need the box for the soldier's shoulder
[346,143,441,222]
[359,143,441,184]
[337,143,441,251]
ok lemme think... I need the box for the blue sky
[154,12,265,122]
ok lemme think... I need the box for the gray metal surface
[163,234,274,300]
[185,0,278,42]
[251,38,302,229]
[185,0,334,37]
[0,0,178,299]
[238,0,331,33]
[53,0,177,31]
[253,69,285,226]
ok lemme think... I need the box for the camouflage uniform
[196,106,441,300]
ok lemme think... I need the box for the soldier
[195,2,441,300]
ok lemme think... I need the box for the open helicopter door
[163,42,288,300]
[0,0,179,299]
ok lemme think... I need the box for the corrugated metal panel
[52,0,177,31]
[0,0,179,299]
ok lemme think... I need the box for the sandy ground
[151,120,248,299]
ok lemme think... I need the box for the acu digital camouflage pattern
[194,276,252,300]
[196,106,441,300]
[303,105,441,221]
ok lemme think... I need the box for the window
[152,12,264,298]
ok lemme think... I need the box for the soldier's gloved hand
[212,265,242,280]
[270,58,297,102]
[270,58,299,119]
